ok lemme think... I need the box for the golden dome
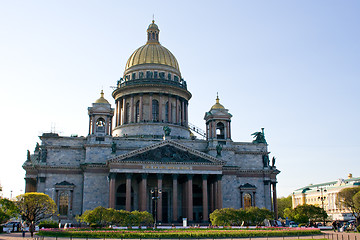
[95,90,109,104]
[211,94,225,110]
[125,21,180,73]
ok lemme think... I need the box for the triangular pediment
[109,140,223,165]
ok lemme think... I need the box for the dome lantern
[147,20,160,44]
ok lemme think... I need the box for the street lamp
[317,187,327,225]
[151,188,162,228]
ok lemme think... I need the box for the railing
[117,78,187,90]
[188,122,206,139]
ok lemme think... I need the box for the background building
[23,21,280,223]
[292,173,360,221]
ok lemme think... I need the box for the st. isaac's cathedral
[23,21,280,223]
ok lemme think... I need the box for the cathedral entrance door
[162,191,169,223]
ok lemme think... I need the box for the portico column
[186,174,193,221]
[139,94,143,121]
[157,174,163,222]
[216,175,223,209]
[109,173,116,208]
[126,173,132,211]
[209,181,214,212]
[172,174,178,222]
[139,174,148,211]
[202,175,209,221]
[272,182,278,219]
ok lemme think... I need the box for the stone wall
[82,172,109,211]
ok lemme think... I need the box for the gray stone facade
[23,21,280,223]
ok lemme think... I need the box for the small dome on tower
[211,94,225,110]
[95,90,109,104]
[148,20,159,30]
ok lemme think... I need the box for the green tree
[337,187,360,226]
[129,211,154,226]
[210,208,241,226]
[78,206,108,227]
[246,207,273,226]
[277,196,292,219]
[77,207,154,227]
[209,207,271,226]
[0,198,19,224]
[284,204,327,224]
[16,193,56,237]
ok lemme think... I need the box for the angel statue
[251,128,267,144]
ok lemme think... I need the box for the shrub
[210,207,272,226]
[38,220,59,229]
[77,207,153,227]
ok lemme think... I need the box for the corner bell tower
[204,94,232,146]
[88,90,114,138]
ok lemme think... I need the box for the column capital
[217,175,223,181]
[187,174,194,180]
[126,173,132,179]
[141,173,148,179]
[108,173,116,180]
[157,173,164,179]
[202,174,208,180]
[172,174,179,180]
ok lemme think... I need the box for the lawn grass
[38,227,322,239]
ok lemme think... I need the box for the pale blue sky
[0,1,359,199]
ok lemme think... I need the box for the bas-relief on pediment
[110,142,221,164]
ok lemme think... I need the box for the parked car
[289,221,298,227]
[1,221,20,233]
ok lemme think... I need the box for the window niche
[96,118,106,132]
[239,183,257,209]
[54,181,75,217]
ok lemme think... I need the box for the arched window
[152,100,159,122]
[96,118,106,132]
[135,101,140,123]
[125,103,130,124]
[243,193,252,209]
[152,32,155,39]
[165,101,169,122]
[59,192,69,215]
[216,122,225,139]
